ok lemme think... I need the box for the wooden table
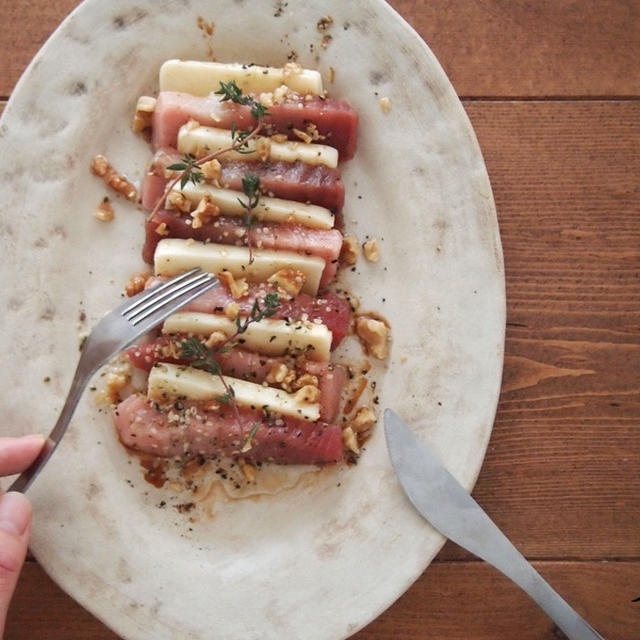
[2,1,638,638]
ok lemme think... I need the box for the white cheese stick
[178,124,338,168]
[154,238,325,295]
[159,60,323,96]
[169,183,334,230]
[162,312,331,361]
[148,363,320,422]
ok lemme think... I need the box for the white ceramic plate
[0,1,504,638]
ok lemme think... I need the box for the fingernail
[0,492,31,536]
[20,434,45,443]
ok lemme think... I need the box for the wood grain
[437,101,640,561]
[1,1,639,97]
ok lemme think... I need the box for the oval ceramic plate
[0,1,504,638]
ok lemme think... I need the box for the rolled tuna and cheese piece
[114,394,343,464]
[152,91,358,160]
[143,149,345,213]
[177,123,339,168]
[142,211,341,287]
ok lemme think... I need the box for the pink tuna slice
[113,394,343,464]
[143,149,344,213]
[143,276,352,347]
[152,91,358,160]
[142,210,341,288]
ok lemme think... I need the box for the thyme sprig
[166,154,203,190]
[215,79,271,120]
[238,172,261,263]
[235,292,280,334]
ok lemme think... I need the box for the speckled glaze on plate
[0,1,504,638]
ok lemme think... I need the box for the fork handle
[8,363,89,493]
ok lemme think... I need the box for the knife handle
[466,511,605,640]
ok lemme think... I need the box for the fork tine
[123,267,201,315]
[123,270,210,322]
[128,278,219,334]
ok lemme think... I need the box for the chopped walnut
[267,268,306,298]
[238,458,256,483]
[273,85,291,104]
[124,270,151,297]
[350,407,377,433]
[200,159,221,184]
[93,197,114,222]
[131,95,156,134]
[283,62,302,76]
[355,316,390,359]
[379,97,391,113]
[317,15,333,31]
[155,222,169,236]
[320,34,332,49]
[191,194,220,229]
[266,363,296,390]
[270,133,288,143]
[218,270,249,299]
[258,92,275,108]
[256,137,271,162]
[205,331,227,349]
[90,155,137,202]
[342,426,359,454]
[166,190,192,214]
[363,239,380,262]
[292,127,313,144]
[294,384,320,404]
[340,235,359,265]
[291,372,318,391]
[224,301,240,320]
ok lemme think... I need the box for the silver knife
[384,409,605,640]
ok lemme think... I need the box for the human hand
[0,435,46,634]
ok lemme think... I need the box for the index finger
[0,436,46,476]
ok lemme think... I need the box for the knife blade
[384,408,605,640]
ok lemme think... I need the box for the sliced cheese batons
[154,238,325,295]
[178,123,339,168]
[167,183,334,230]
[159,60,323,97]
[162,312,332,362]
[148,363,320,422]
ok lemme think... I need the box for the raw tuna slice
[143,150,345,213]
[152,91,358,160]
[142,209,341,287]
[114,394,343,464]
[125,340,345,422]
[143,277,352,347]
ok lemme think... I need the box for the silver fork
[9,267,218,493]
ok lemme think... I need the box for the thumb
[0,492,31,634]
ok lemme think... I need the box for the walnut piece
[93,197,114,222]
[362,239,380,262]
[90,155,137,202]
[166,190,192,214]
[350,406,377,433]
[191,194,220,229]
[218,270,249,300]
[131,96,156,134]
[124,270,151,297]
[340,235,359,265]
[355,316,390,359]
[267,268,306,298]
